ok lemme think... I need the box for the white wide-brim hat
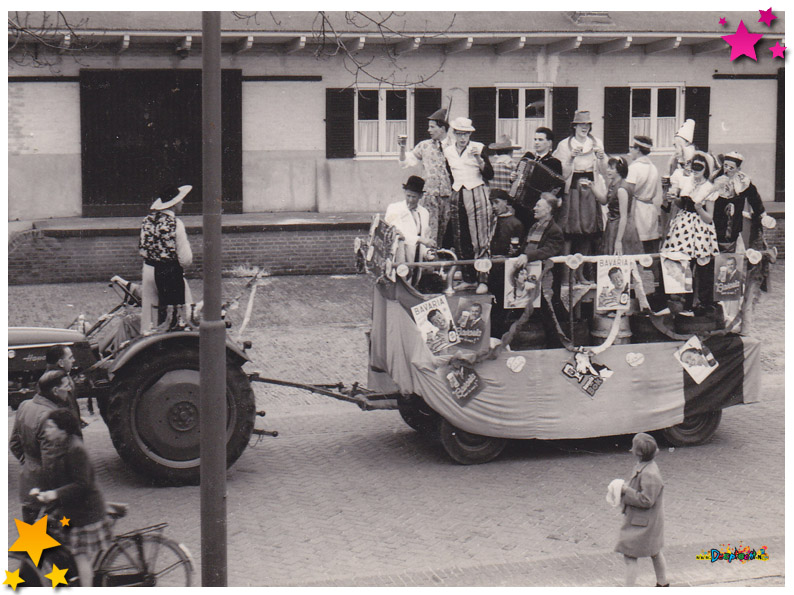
[150,185,192,211]
[450,117,476,132]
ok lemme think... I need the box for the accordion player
[510,156,566,212]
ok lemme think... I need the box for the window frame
[628,82,685,153]
[353,86,414,159]
[494,84,553,150]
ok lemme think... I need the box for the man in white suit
[385,175,435,263]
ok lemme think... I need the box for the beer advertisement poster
[713,253,744,301]
[453,297,490,350]
[444,363,484,405]
[595,256,631,312]
[504,258,542,310]
[411,295,460,354]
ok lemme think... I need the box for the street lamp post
[200,10,227,587]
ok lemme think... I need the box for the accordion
[510,157,565,207]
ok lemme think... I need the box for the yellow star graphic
[59,517,70,528]
[3,569,25,591]
[8,516,61,566]
[44,564,69,588]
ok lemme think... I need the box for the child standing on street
[614,432,669,587]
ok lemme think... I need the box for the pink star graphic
[721,20,764,61]
[758,8,777,27]
[769,41,786,59]
[719,17,727,26]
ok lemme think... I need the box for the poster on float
[713,253,744,301]
[411,295,459,354]
[596,256,631,311]
[661,254,693,294]
[504,258,542,309]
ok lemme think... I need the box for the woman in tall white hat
[138,185,194,332]
[442,116,494,294]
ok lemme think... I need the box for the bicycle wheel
[96,533,193,587]
[7,552,46,587]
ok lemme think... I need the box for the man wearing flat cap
[399,108,453,249]
[139,185,194,332]
[384,176,434,283]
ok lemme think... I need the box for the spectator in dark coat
[45,344,83,424]
[615,433,668,587]
[9,370,75,522]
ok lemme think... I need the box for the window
[629,86,682,150]
[496,87,550,149]
[355,88,409,156]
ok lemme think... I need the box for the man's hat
[150,185,192,211]
[450,117,476,132]
[571,110,592,125]
[427,108,448,123]
[675,119,695,144]
[403,175,425,194]
[489,135,521,150]
[723,151,744,166]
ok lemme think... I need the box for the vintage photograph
[7,9,784,588]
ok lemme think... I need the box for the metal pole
[200,10,227,587]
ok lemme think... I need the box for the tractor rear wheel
[105,344,255,485]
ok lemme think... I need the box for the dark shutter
[326,88,355,158]
[551,87,578,150]
[413,88,442,143]
[468,87,496,145]
[603,87,631,154]
[685,87,710,151]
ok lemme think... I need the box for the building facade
[8,11,785,222]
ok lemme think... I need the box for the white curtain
[656,118,677,149]
[497,119,519,145]
[357,121,379,154]
[630,117,652,141]
[385,121,407,153]
[523,118,544,151]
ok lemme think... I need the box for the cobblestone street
[7,264,785,587]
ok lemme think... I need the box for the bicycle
[8,501,194,587]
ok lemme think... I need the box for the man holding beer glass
[399,108,453,248]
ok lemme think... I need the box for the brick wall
[8,226,369,285]
[8,219,784,285]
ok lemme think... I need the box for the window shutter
[685,87,710,151]
[326,88,355,158]
[603,87,631,154]
[551,87,578,150]
[413,88,442,143]
[468,87,496,145]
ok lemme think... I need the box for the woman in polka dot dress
[661,153,719,312]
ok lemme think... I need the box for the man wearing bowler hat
[385,176,434,279]
[398,108,453,248]
[139,185,194,332]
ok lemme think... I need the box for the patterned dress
[662,179,719,260]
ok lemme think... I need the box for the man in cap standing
[139,185,194,332]
[399,108,453,248]
[487,135,520,194]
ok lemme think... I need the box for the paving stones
[7,263,785,586]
